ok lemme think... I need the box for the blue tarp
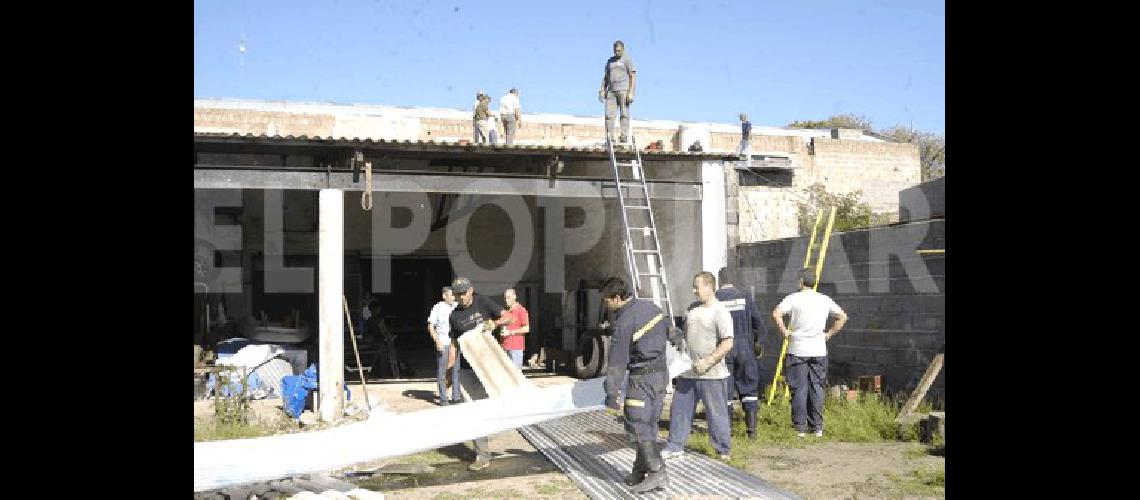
[280,363,351,420]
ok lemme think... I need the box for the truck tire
[573,333,610,379]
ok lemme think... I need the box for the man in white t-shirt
[772,268,848,437]
[499,88,521,145]
[427,286,459,405]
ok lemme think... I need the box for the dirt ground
[195,373,944,499]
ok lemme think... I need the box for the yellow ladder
[767,206,837,404]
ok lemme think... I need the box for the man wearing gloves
[600,275,671,493]
[662,271,735,461]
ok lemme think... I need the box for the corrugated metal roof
[194,132,738,159]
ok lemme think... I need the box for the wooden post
[318,189,345,423]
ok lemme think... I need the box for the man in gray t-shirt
[598,40,637,143]
[662,271,736,460]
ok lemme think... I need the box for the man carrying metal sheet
[448,276,510,471]
[601,276,671,493]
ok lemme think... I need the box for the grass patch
[193,405,298,442]
[887,465,946,496]
[534,479,575,495]
[193,417,291,442]
[682,392,924,465]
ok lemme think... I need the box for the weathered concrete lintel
[193,169,703,200]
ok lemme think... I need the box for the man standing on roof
[601,275,671,493]
[737,113,753,166]
[599,40,637,144]
[716,267,768,439]
[499,88,522,145]
[474,94,493,145]
[472,91,485,143]
[448,276,511,471]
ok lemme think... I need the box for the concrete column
[701,161,727,275]
[318,189,345,423]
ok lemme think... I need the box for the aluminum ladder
[605,134,675,322]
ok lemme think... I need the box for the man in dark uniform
[601,276,671,493]
[448,277,510,471]
[716,267,769,439]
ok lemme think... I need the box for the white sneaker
[813,430,823,437]
[661,449,685,459]
[797,432,806,438]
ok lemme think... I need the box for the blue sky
[195,0,944,135]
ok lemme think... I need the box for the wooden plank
[897,353,944,421]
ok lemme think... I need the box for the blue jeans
[437,345,462,404]
[737,138,752,165]
[507,349,523,367]
[665,377,732,455]
[785,354,828,432]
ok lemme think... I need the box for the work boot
[745,409,758,439]
[624,444,648,486]
[631,442,668,493]
[632,468,668,493]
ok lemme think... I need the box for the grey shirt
[604,54,636,92]
[679,299,734,379]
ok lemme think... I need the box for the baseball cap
[451,277,472,294]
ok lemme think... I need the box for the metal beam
[194,168,702,201]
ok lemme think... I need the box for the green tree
[797,184,892,235]
[881,125,945,182]
[787,113,875,131]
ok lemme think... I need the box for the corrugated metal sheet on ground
[255,357,294,398]
[518,410,799,499]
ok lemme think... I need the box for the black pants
[623,369,668,444]
[785,354,828,432]
[725,347,761,413]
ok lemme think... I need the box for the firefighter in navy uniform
[716,267,769,438]
[601,276,674,493]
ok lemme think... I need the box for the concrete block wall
[735,218,945,401]
[728,137,921,244]
[806,139,921,214]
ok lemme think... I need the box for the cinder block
[873,349,894,364]
[864,330,885,346]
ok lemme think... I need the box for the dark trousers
[623,369,668,473]
[785,354,828,432]
[624,370,668,443]
[725,348,761,413]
